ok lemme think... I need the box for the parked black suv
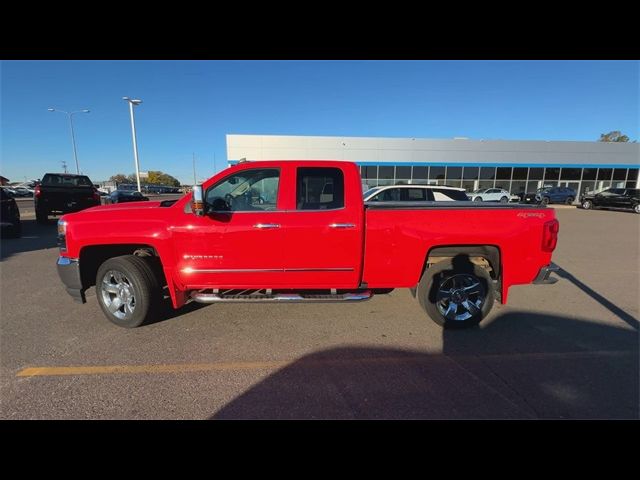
[1,187,21,237]
[34,173,101,224]
[580,188,640,214]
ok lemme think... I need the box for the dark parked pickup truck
[35,173,101,223]
[580,188,640,214]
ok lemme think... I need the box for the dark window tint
[403,188,427,201]
[361,166,377,179]
[613,169,627,181]
[378,166,394,179]
[413,166,428,180]
[446,166,462,180]
[429,166,446,180]
[396,166,411,179]
[625,189,639,197]
[42,174,93,187]
[626,169,638,181]
[479,167,496,179]
[374,188,401,201]
[432,189,468,201]
[296,167,344,210]
[597,168,612,181]
[496,167,512,180]
[512,168,528,180]
[582,168,597,180]
[560,168,581,180]
[462,167,479,180]
[528,168,544,180]
[544,168,560,181]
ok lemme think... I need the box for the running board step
[191,290,372,304]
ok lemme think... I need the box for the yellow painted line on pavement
[16,361,289,377]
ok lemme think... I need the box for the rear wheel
[634,204,640,214]
[96,255,161,328]
[417,259,494,329]
[474,197,482,202]
[565,197,574,205]
[499,196,508,203]
[541,196,550,205]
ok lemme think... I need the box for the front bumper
[533,262,559,285]
[57,256,86,303]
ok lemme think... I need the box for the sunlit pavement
[0,207,637,419]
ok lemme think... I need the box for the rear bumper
[57,256,86,303]
[533,262,559,285]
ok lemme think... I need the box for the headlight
[57,218,67,251]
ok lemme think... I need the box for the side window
[205,168,280,212]
[404,188,427,201]
[379,188,401,202]
[296,167,344,210]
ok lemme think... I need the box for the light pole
[47,107,90,174]
[122,97,143,192]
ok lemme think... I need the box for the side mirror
[191,185,205,216]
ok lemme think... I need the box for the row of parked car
[362,184,640,213]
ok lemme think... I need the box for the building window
[463,167,479,180]
[581,181,596,194]
[627,169,638,181]
[544,168,560,181]
[512,168,528,180]
[412,166,428,181]
[478,180,495,190]
[597,168,612,181]
[526,181,541,193]
[429,166,446,181]
[528,168,544,180]
[446,166,462,180]
[379,166,394,180]
[560,168,581,180]
[495,180,510,191]
[511,181,526,195]
[461,180,476,192]
[362,166,378,179]
[479,167,496,179]
[612,168,627,181]
[396,166,411,181]
[496,167,512,180]
[582,168,597,180]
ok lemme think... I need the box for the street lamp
[47,107,90,174]
[122,97,143,192]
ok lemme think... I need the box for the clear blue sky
[1,60,638,184]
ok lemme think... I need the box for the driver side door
[174,167,288,288]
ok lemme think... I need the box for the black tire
[96,255,162,328]
[582,199,593,210]
[565,197,574,205]
[634,204,640,214]
[35,208,48,224]
[417,259,494,329]
[499,196,508,203]
[474,197,482,202]
[541,196,550,205]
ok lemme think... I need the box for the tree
[147,171,180,187]
[599,131,630,142]
[109,173,129,184]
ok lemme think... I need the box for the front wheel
[474,197,482,202]
[96,255,162,328]
[634,204,640,214]
[565,197,574,205]
[582,199,593,210]
[417,259,494,329]
[499,196,508,203]
[541,196,550,205]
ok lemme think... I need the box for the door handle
[329,223,356,229]
[253,223,280,229]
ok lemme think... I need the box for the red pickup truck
[56,161,559,329]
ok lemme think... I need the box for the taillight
[542,219,559,252]
[34,185,41,198]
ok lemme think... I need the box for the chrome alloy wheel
[436,274,486,321]
[101,270,136,320]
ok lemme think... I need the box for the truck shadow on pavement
[0,219,58,261]
[211,311,639,419]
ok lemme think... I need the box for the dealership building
[226,134,640,195]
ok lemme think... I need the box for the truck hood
[62,201,167,221]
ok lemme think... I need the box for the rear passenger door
[282,166,363,288]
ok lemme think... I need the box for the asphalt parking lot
[1,201,638,419]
